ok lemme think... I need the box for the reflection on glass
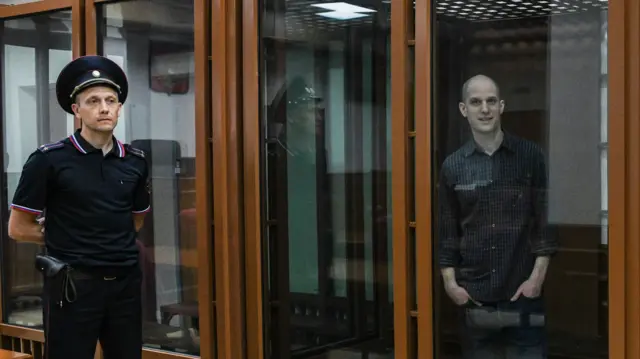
[1,11,74,329]
[433,1,609,359]
[97,1,200,355]
[0,0,42,4]
[260,0,393,357]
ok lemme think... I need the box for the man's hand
[37,217,45,233]
[445,282,478,306]
[441,267,480,306]
[8,209,45,245]
[511,278,542,301]
[511,256,550,301]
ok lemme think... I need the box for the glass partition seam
[372,7,392,345]
[344,31,368,339]
[263,30,292,359]
[314,46,333,341]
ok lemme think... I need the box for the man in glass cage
[437,74,557,359]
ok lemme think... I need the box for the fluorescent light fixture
[311,2,376,13]
[316,11,369,20]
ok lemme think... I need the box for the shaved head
[459,74,504,134]
[461,74,500,103]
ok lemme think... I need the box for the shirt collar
[69,129,125,158]
[463,130,517,157]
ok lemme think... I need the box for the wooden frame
[608,0,640,359]
[0,0,72,18]
[391,0,414,356]
[241,0,263,354]
[210,0,245,354]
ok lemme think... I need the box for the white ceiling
[275,0,607,41]
[435,0,608,21]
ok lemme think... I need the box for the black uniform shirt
[11,129,151,272]
[437,132,557,302]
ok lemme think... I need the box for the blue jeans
[459,296,547,359]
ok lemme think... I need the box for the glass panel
[432,1,609,359]
[260,0,393,356]
[96,1,200,355]
[1,10,74,329]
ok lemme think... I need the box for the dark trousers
[43,267,142,359]
[459,296,547,359]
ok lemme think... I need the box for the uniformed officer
[7,55,150,359]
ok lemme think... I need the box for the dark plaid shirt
[437,132,557,302]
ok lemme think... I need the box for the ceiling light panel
[436,0,608,21]
[316,11,370,19]
[311,2,377,13]
[280,0,376,41]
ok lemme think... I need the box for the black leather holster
[35,254,77,307]
[35,254,67,277]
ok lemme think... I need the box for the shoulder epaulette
[125,144,146,159]
[37,141,65,153]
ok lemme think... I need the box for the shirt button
[492,269,496,273]
[492,246,496,249]
[491,224,496,228]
